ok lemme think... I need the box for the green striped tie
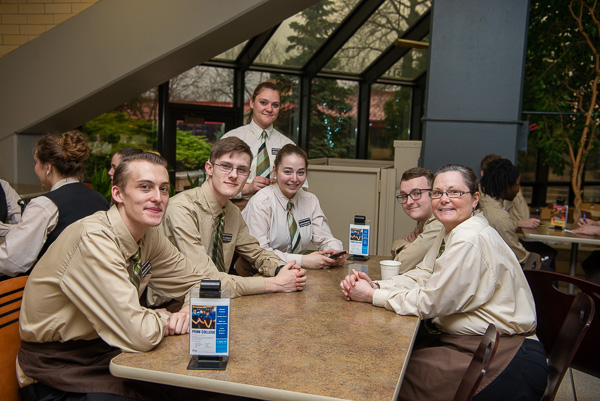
[437,240,445,258]
[129,248,142,289]
[256,130,270,179]
[211,211,226,272]
[287,201,302,253]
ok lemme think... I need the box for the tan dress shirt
[373,212,537,336]
[479,193,529,263]
[503,189,530,225]
[0,178,78,276]
[161,182,281,291]
[18,206,214,385]
[242,185,343,266]
[221,119,306,199]
[390,216,444,274]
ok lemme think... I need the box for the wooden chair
[0,275,28,401]
[541,292,594,401]
[524,270,600,378]
[453,323,499,401]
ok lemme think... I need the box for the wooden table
[520,225,600,291]
[110,256,420,401]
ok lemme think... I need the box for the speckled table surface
[110,256,419,401]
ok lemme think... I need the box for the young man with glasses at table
[160,137,306,299]
[389,167,444,274]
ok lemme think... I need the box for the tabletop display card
[349,222,370,257]
[189,297,230,357]
[551,204,568,229]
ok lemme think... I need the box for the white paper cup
[380,260,402,280]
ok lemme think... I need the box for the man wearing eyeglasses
[160,137,306,299]
[390,167,444,274]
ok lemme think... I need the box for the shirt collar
[249,119,273,138]
[199,181,226,218]
[106,205,140,259]
[273,184,298,210]
[50,177,79,191]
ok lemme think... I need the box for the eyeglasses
[213,163,250,177]
[430,190,474,199]
[396,189,431,204]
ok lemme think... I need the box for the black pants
[473,339,548,401]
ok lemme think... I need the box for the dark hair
[401,167,433,187]
[115,147,143,158]
[274,144,308,170]
[251,81,281,100]
[480,159,520,199]
[113,152,168,190]
[480,153,501,172]
[434,164,479,209]
[209,137,252,164]
[35,130,90,181]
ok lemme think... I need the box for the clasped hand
[339,269,378,303]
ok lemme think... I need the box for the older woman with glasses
[340,164,547,401]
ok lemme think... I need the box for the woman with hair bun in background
[0,130,109,279]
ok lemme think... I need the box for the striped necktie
[437,240,445,258]
[129,248,142,289]
[211,211,226,272]
[287,200,302,253]
[256,130,270,179]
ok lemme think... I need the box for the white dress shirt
[0,179,22,228]
[242,184,343,266]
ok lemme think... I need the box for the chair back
[453,323,499,401]
[541,292,594,401]
[0,275,28,401]
[524,270,600,378]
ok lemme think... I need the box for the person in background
[242,144,345,269]
[572,217,600,284]
[389,167,443,274]
[480,153,540,228]
[17,152,249,401]
[340,164,547,401]
[222,81,305,209]
[161,137,306,295]
[0,131,109,278]
[0,177,22,228]
[108,146,143,184]
[480,158,556,270]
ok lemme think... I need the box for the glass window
[382,46,429,81]
[368,84,411,160]
[81,88,158,197]
[254,0,360,68]
[308,78,357,159]
[170,66,234,106]
[213,41,248,61]
[546,186,569,205]
[323,0,431,74]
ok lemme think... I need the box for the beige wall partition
[306,142,422,257]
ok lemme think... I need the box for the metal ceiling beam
[362,9,431,84]
[303,0,386,78]
[236,25,280,70]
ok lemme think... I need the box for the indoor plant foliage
[524,0,599,220]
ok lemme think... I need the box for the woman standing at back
[0,130,110,278]
[222,81,299,208]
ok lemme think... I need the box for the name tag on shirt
[223,233,233,243]
[298,218,311,227]
[140,260,152,278]
[271,148,280,155]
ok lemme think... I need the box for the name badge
[223,233,233,243]
[140,260,152,277]
[271,148,280,155]
[298,218,311,227]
